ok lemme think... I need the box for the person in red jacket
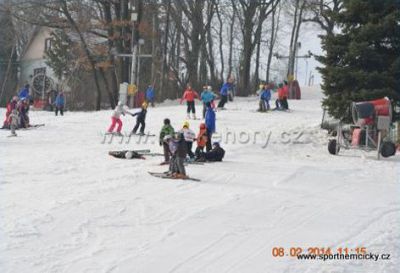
[180,83,199,119]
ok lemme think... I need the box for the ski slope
[1,86,399,273]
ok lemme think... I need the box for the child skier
[179,121,196,159]
[54,91,65,116]
[180,83,199,119]
[174,133,188,178]
[205,102,216,151]
[8,109,19,136]
[107,101,129,136]
[130,102,148,135]
[195,123,208,159]
[260,85,271,112]
[159,118,175,164]
[200,86,217,118]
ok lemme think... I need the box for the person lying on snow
[130,102,148,135]
[107,101,130,135]
[196,142,225,162]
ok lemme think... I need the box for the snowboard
[148,171,201,182]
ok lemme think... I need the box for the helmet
[142,102,148,108]
[200,123,206,129]
[183,121,190,128]
[164,118,170,125]
[212,142,220,147]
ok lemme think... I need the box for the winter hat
[212,142,220,147]
[164,118,171,125]
[207,86,212,91]
[183,121,190,128]
[199,123,206,129]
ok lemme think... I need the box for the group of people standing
[257,81,290,112]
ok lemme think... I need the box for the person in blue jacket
[200,85,217,118]
[54,91,65,116]
[260,84,271,112]
[145,85,155,107]
[18,84,30,100]
[205,102,216,151]
[217,82,231,109]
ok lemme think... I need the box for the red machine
[328,97,397,159]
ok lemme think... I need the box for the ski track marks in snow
[1,86,399,273]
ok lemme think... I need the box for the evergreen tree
[45,30,74,81]
[317,0,400,120]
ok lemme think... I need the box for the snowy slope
[0,86,399,273]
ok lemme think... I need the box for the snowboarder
[8,109,19,136]
[179,121,196,159]
[145,85,155,107]
[54,91,65,116]
[130,102,148,135]
[205,102,216,151]
[107,101,129,136]
[159,118,175,164]
[196,142,225,162]
[200,85,217,118]
[180,83,199,119]
[195,123,208,158]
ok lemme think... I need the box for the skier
[8,109,19,136]
[107,101,129,136]
[179,121,196,159]
[195,123,208,159]
[180,83,199,119]
[18,99,30,128]
[2,96,18,129]
[196,142,225,162]
[200,85,217,118]
[159,118,175,164]
[145,85,155,107]
[260,84,271,112]
[174,133,188,178]
[275,83,289,110]
[54,91,65,116]
[130,102,148,135]
[205,102,216,151]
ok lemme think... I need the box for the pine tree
[317,0,400,120]
[45,30,73,81]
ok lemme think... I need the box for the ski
[148,172,201,182]
[129,133,156,137]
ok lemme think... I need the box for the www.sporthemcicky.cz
[296,253,391,261]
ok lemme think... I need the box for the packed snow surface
[1,86,399,273]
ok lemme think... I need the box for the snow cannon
[351,98,392,126]
[328,97,396,159]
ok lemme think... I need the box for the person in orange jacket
[180,83,199,119]
[195,123,208,159]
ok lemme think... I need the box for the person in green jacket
[159,118,175,164]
